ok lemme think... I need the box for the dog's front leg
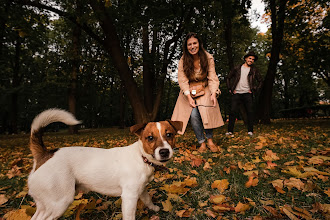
[139,189,160,212]
[121,193,138,220]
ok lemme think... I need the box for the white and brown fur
[28,109,182,220]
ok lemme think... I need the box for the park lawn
[0,119,329,219]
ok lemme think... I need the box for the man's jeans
[228,93,254,133]
[190,107,213,144]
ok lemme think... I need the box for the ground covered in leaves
[0,119,329,219]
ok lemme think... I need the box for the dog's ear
[130,123,148,137]
[166,120,183,133]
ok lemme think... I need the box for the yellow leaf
[212,204,232,212]
[262,150,280,161]
[210,195,227,204]
[235,202,250,213]
[271,179,284,189]
[211,179,229,193]
[203,162,212,171]
[3,209,31,219]
[162,199,173,212]
[176,208,194,217]
[190,170,199,175]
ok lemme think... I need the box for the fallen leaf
[245,173,259,188]
[263,205,281,217]
[205,209,217,218]
[191,157,204,167]
[176,208,194,217]
[211,179,229,193]
[324,188,330,197]
[212,204,232,212]
[235,202,250,213]
[284,178,305,191]
[3,209,31,220]
[203,162,212,171]
[266,161,277,169]
[281,205,299,220]
[263,150,280,161]
[190,170,199,175]
[0,194,8,205]
[210,195,227,204]
[162,199,173,212]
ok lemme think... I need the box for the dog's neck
[141,155,169,172]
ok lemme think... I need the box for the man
[226,51,263,136]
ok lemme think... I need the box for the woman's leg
[190,107,205,144]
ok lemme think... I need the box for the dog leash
[195,104,215,107]
[142,156,169,172]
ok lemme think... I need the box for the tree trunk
[257,0,287,124]
[89,1,149,124]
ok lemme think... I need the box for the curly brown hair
[182,32,209,79]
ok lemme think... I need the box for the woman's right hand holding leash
[187,95,196,108]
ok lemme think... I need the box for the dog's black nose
[159,149,170,158]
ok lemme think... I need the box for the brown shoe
[198,142,207,153]
[207,139,218,152]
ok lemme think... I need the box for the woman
[171,32,224,152]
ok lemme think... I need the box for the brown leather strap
[142,156,169,172]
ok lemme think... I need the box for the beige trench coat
[171,52,224,134]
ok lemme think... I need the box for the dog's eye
[166,133,173,138]
[147,136,154,141]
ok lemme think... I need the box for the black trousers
[228,93,254,133]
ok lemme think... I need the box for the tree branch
[13,0,104,46]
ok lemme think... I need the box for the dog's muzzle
[159,148,170,162]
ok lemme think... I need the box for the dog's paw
[149,205,160,212]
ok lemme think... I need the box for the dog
[28,109,183,220]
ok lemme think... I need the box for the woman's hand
[187,95,196,108]
[210,93,217,107]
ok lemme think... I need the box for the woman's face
[187,37,199,56]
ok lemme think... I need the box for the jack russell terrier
[28,109,182,220]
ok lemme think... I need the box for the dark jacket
[226,64,263,93]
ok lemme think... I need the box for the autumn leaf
[190,157,204,167]
[284,178,305,191]
[235,202,250,213]
[263,205,282,218]
[162,199,173,212]
[176,208,194,217]
[6,165,22,179]
[203,162,212,171]
[245,173,259,188]
[190,170,199,175]
[324,188,330,197]
[3,209,31,220]
[210,195,227,204]
[0,194,8,205]
[211,179,229,193]
[212,204,232,212]
[262,150,280,161]
[205,209,217,218]
[282,205,300,220]
[266,161,278,169]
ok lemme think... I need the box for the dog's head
[130,120,183,165]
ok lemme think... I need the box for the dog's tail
[30,109,81,165]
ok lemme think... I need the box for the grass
[0,119,329,219]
